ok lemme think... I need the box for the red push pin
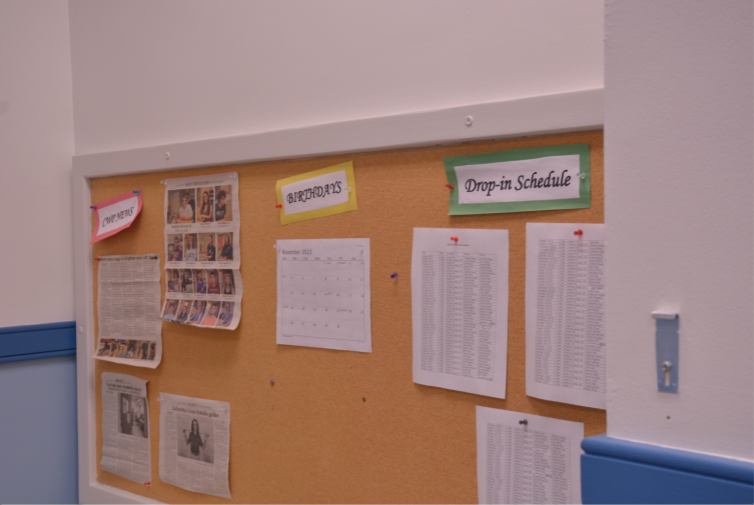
[574,229,583,237]
[451,236,459,242]
[275,204,283,209]
[95,258,101,261]
[446,184,454,190]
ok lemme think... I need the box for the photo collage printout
[162,172,242,330]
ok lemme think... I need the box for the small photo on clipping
[184,233,198,262]
[187,300,207,325]
[221,270,235,295]
[176,414,214,464]
[175,300,192,324]
[167,234,184,262]
[206,270,221,294]
[214,185,232,222]
[163,299,179,321]
[193,269,207,294]
[167,189,196,224]
[201,302,221,326]
[198,233,216,262]
[217,232,234,262]
[119,393,149,439]
[217,302,234,328]
[197,187,214,223]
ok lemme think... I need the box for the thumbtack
[133,190,139,194]
[95,258,101,261]
[275,204,283,209]
[270,380,275,386]
[574,229,583,236]
[90,206,97,210]
[446,184,454,190]
[391,272,398,279]
[451,236,459,242]
[519,419,528,426]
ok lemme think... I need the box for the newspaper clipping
[95,254,163,368]
[159,392,231,499]
[101,373,151,486]
[162,172,242,330]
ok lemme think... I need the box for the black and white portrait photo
[176,413,214,464]
[118,393,148,439]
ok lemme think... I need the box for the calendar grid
[280,257,367,342]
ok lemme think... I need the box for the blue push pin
[90,206,97,210]
[391,272,398,279]
[133,190,140,194]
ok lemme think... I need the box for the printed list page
[412,228,509,399]
[477,406,584,504]
[526,223,606,409]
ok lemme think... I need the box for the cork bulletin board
[91,130,605,504]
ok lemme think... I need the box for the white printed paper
[276,238,371,353]
[281,169,350,215]
[163,172,242,329]
[101,373,151,485]
[412,228,509,398]
[456,155,580,204]
[159,392,231,499]
[92,193,142,243]
[95,255,162,368]
[526,223,606,409]
[477,406,583,504]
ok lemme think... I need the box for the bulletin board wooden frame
[73,89,603,504]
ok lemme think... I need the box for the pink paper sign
[91,190,143,244]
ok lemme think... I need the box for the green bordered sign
[444,144,591,215]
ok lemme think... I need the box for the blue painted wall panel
[582,435,754,504]
[582,454,754,504]
[583,434,753,484]
[0,321,76,361]
[0,356,78,504]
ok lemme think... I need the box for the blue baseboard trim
[0,321,77,363]
[582,435,754,504]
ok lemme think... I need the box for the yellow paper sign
[275,161,358,225]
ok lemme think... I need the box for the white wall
[69,0,604,155]
[0,0,75,326]
[0,3,79,503]
[604,0,753,460]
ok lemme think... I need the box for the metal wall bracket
[652,312,679,393]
